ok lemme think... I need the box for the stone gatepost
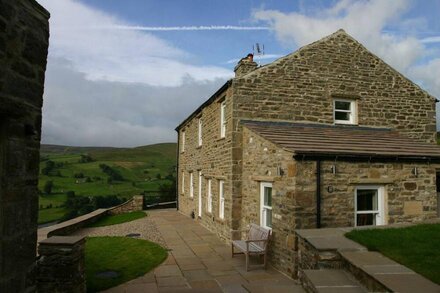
[37,236,86,293]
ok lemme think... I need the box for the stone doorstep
[340,251,440,293]
[302,269,366,293]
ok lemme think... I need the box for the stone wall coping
[39,236,85,246]
[296,228,365,251]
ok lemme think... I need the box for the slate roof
[242,120,440,160]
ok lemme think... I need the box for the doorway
[198,171,202,218]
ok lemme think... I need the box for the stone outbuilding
[175,29,440,277]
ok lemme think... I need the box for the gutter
[316,159,321,228]
[175,132,180,211]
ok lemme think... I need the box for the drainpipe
[316,159,321,228]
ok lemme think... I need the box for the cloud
[253,0,425,72]
[42,58,226,147]
[421,36,440,44]
[38,0,232,86]
[409,59,440,98]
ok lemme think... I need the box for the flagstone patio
[102,209,304,292]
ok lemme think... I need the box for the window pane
[264,187,272,206]
[357,213,375,226]
[265,209,272,228]
[335,101,351,110]
[357,189,378,211]
[335,111,350,121]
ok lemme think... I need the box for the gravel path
[72,213,167,247]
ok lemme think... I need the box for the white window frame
[198,118,203,146]
[181,130,186,152]
[219,180,225,219]
[207,179,212,213]
[354,185,385,227]
[181,171,185,194]
[334,98,357,125]
[189,172,193,198]
[198,171,202,217]
[220,101,226,138]
[260,182,273,229]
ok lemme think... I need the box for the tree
[66,191,75,198]
[44,180,53,195]
[156,173,161,180]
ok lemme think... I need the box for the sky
[36,0,440,147]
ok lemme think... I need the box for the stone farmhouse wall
[0,0,50,292]
[231,31,437,145]
[178,86,236,240]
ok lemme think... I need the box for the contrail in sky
[109,25,270,31]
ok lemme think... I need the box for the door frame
[260,182,273,229]
[198,171,202,218]
[354,185,385,227]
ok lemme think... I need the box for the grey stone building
[0,0,50,291]
[175,29,440,276]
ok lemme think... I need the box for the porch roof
[242,120,440,161]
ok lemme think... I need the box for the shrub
[66,191,75,198]
[44,180,54,195]
[74,172,85,178]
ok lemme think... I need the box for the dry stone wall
[0,0,49,291]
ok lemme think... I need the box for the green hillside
[38,143,177,224]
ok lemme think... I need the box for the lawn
[345,223,440,284]
[88,211,147,227]
[85,236,167,292]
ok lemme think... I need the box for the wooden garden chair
[231,224,271,271]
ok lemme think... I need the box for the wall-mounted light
[277,166,285,176]
[412,167,418,177]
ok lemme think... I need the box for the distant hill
[38,143,177,224]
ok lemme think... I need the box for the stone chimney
[234,53,257,77]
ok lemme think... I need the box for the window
[181,171,185,194]
[189,172,194,198]
[220,101,226,138]
[334,99,356,124]
[198,171,202,217]
[207,179,212,213]
[181,130,185,152]
[219,180,225,219]
[355,186,384,226]
[260,182,273,229]
[198,118,203,146]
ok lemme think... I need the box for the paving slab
[86,209,302,292]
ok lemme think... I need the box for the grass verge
[85,236,167,292]
[345,223,440,284]
[88,211,146,227]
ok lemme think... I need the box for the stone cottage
[175,29,440,276]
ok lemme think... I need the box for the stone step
[301,269,367,293]
[340,251,440,293]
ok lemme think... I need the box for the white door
[198,171,202,218]
[355,186,384,226]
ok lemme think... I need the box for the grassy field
[346,223,440,284]
[38,143,176,224]
[85,236,167,292]
[88,211,147,227]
